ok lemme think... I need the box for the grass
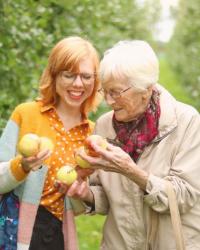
[75,57,196,250]
[75,214,105,250]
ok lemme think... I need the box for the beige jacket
[90,85,200,250]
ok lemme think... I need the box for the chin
[114,112,135,122]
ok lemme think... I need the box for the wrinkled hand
[77,141,135,175]
[21,149,51,172]
[75,166,95,180]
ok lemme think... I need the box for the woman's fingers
[21,149,52,172]
[76,166,95,179]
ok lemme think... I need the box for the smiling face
[103,79,153,122]
[55,58,95,112]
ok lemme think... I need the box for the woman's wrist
[21,160,31,173]
[124,161,149,191]
[84,189,95,205]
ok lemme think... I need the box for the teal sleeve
[0,120,19,161]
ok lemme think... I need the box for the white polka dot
[61,147,65,151]
[55,151,58,155]
[52,161,56,165]
[57,142,61,145]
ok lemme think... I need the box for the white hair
[100,40,159,90]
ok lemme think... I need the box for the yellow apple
[85,135,107,157]
[18,133,40,157]
[39,137,54,152]
[56,165,77,185]
[75,146,91,168]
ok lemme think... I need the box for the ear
[142,85,153,100]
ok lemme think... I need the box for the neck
[55,101,83,130]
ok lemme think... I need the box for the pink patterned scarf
[112,90,160,162]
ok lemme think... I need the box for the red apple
[84,135,107,157]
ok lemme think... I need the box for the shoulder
[13,101,41,113]
[96,111,114,124]
[94,111,115,136]
[10,101,41,125]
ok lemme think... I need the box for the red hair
[39,36,101,115]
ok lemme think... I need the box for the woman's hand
[21,149,51,172]
[77,141,149,190]
[54,166,95,203]
[77,142,134,174]
[54,177,94,203]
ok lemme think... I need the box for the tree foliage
[168,0,200,109]
[0,0,160,131]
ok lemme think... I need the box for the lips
[68,90,84,100]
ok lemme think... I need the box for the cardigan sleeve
[0,108,28,194]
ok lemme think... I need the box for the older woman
[68,40,200,250]
[0,36,100,250]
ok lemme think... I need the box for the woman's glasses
[98,86,132,100]
[61,71,96,85]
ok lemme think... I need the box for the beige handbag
[147,181,186,250]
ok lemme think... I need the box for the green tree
[0,0,160,131]
[168,0,200,109]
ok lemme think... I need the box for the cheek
[85,84,94,97]
[123,98,140,114]
[55,84,63,96]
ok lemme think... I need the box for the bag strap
[166,181,186,250]
[147,181,186,250]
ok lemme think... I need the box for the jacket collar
[154,84,178,141]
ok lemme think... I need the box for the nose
[72,75,84,87]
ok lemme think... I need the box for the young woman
[0,36,100,250]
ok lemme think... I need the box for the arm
[144,114,200,213]
[78,114,200,214]
[0,112,51,193]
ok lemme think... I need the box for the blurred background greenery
[0,0,200,249]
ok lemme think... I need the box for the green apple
[18,133,40,157]
[75,146,91,168]
[39,137,54,152]
[56,165,77,185]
